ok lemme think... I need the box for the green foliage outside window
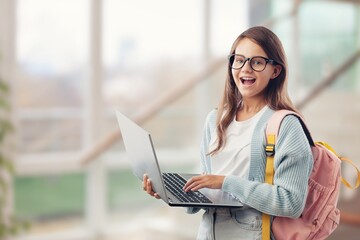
[0,80,28,238]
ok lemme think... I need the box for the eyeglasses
[228,54,276,72]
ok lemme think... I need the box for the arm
[222,115,313,217]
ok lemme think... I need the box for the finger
[147,179,161,199]
[183,179,191,191]
[147,179,158,196]
[146,179,154,194]
[183,177,197,192]
[188,181,206,192]
[184,177,204,192]
[143,174,148,191]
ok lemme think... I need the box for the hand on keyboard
[183,174,225,192]
[162,173,212,203]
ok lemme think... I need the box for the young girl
[144,26,313,240]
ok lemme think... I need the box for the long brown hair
[210,26,298,155]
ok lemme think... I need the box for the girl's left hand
[183,174,225,192]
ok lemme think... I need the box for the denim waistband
[207,205,255,216]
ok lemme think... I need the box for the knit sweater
[188,107,313,217]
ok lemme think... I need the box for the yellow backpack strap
[340,157,360,189]
[262,133,276,240]
[262,110,300,240]
[262,110,304,240]
[265,134,276,184]
[316,141,360,189]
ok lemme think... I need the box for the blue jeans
[196,207,262,240]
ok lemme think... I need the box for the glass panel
[210,0,249,56]
[15,173,85,233]
[18,117,82,153]
[108,169,147,212]
[15,0,89,153]
[271,1,358,91]
[16,0,88,108]
[102,0,203,115]
[299,2,357,89]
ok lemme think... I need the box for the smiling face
[231,38,282,103]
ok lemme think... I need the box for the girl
[144,26,313,240]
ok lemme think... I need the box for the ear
[271,65,282,79]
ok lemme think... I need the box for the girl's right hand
[143,174,161,199]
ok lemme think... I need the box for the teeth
[241,77,255,80]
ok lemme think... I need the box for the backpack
[262,110,360,240]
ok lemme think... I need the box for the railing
[296,50,360,109]
[80,58,225,165]
[81,49,360,166]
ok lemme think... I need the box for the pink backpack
[262,110,358,240]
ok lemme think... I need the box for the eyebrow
[233,54,269,59]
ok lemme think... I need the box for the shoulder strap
[266,109,315,147]
[262,110,312,240]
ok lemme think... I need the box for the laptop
[115,110,243,208]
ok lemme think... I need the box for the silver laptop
[115,110,243,208]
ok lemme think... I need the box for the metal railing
[80,58,224,165]
[80,49,360,166]
[296,50,360,109]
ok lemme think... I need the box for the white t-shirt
[209,106,268,177]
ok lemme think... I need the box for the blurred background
[0,0,359,239]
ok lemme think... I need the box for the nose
[241,59,253,72]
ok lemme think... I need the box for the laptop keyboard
[162,173,212,204]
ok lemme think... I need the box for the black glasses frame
[228,54,276,72]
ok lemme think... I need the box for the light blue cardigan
[188,107,313,217]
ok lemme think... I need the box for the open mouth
[240,77,256,85]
